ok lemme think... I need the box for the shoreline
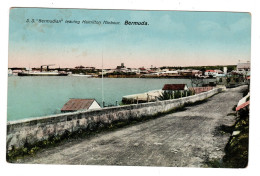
[10,75,216,80]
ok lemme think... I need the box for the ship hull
[18,72,68,76]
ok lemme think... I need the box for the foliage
[158,90,174,100]
[158,90,194,100]
[71,69,98,74]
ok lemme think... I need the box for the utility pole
[102,51,104,108]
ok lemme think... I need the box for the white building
[61,98,101,112]
[237,62,250,72]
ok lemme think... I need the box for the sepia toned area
[7,8,250,168]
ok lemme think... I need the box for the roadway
[18,85,247,167]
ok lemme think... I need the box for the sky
[8,8,251,69]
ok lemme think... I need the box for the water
[7,76,215,121]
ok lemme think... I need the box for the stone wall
[6,88,222,151]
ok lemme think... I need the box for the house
[192,70,202,77]
[204,70,216,77]
[116,63,126,70]
[162,84,188,91]
[161,70,179,76]
[178,70,193,77]
[61,98,101,112]
[237,62,250,71]
[139,67,148,74]
[215,69,223,74]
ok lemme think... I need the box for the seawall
[6,88,223,152]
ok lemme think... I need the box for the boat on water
[18,71,68,76]
[18,64,68,76]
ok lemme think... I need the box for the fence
[189,87,213,94]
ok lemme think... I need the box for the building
[214,69,223,74]
[75,65,85,69]
[178,70,193,77]
[162,84,188,91]
[139,67,148,74]
[237,62,250,72]
[116,63,126,70]
[61,98,101,112]
[204,70,216,77]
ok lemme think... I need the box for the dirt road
[18,86,247,167]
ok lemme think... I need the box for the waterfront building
[11,69,23,75]
[205,70,216,77]
[116,63,126,70]
[237,61,250,72]
[160,70,179,76]
[178,70,193,77]
[139,67,148,74]
[192,70,203,77]
[162,84,189,91]
[61,98,101,112]
[214,69,224,74]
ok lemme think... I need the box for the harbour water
[7,76,215,121]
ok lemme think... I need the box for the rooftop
[237,63,250,69]
[61,98,96,112]
[162,84,187,91]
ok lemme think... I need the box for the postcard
[7,7,250,168]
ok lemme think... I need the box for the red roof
[236,101,250,111]
[162,84,187,90]
[205,70,215,72]
[61,99,96,112]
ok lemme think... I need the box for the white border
[1,1,259,176]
